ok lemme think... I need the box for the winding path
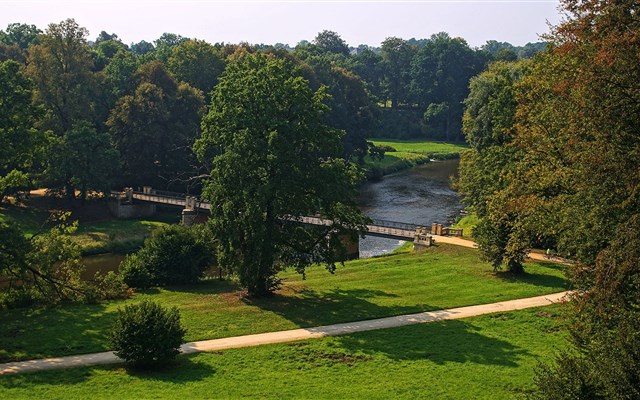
[0,291,571,375]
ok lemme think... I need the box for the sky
[0,0,563,48]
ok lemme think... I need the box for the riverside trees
[454,0,640,395]
[195,52,368,296]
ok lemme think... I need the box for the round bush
[119,253,154,289]
[118,224,215,288]
[110,300,186,368]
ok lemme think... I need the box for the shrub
[118,224,215,288]
[119,253,154,289]
[110,300,186,368]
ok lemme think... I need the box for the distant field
[371,139,468,158]
[0,306,569,399]
[365,139,467,178]
[0,244,567,363]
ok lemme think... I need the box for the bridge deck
[127,191,420,241]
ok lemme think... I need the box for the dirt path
[0,291,570,375]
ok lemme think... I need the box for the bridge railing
[369,219,419,232]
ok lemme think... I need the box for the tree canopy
[195,52,368,296]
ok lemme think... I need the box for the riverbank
[365,139,467,180]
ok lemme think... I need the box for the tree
[410,32,488,140]
[313,30,350,56]
[153,32,188,62]
[130,40,154,55]
[195,52,368,296]
[107,61,204,188]
[46,121,119,203]
[0,60,45,203]
[167,39,225,95]
[120,224,215,287]
[380,37,415,108]
[0,23,41,49]
[26,19,96,134]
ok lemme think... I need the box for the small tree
[119,224,215,288]
[110,300,186,368]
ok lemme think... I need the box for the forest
[0,20,544,199]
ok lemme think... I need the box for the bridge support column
[340,235,359,260]
[182,208,197,226]
[413,227,433,251]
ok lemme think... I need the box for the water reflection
[359,159,462,258]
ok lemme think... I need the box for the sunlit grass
[0,244,567,363]
[0,306,569,399]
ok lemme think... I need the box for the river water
[358,159,462,258]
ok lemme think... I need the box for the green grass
[452,213,480,239]
[364,139,468,178]
[0,244,567,363]
[1,198,178,254]
[0,306,569,399]
[371,138,468,158]
[72,219,171,255]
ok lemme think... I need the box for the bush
[120,253,154,289]
[118,224,215,288]
[110,300,186,368]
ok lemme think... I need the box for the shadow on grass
[0,354,216,387]
[494,270,567,290]
[335,319,529,367]
[243,287,422,328]
[0,302,114,363]
[122,354,217,383]
[164,279,242,295]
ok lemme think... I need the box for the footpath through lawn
[0,305,569,399]
[0,244,567,363]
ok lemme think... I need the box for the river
[358,158,462,258]
[66,159,462,274]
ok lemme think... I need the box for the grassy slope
[0,199,177,254]
[0,244,567,363]
[371,139,468,157]
[451,213,479,240]
[0,306,569,399]
[365,139,468,177]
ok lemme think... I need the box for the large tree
[107,61,204,188]
[380,37,415,108]
[167,39,225,95]
[26,19,96,134]
[195,52,368,296]
[457,60,530,271]
[0,60,45,202]
[46,121,119,203]
[411,32,488,141]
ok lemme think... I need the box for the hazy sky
[0,0,562,48]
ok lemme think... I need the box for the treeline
[456,0,640,396]
[1,19,546,200]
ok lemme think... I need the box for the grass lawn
[0,244,567,363]
[72,218,172,254]
[364,139,467,178]
[370,139,468,158]
[452,213,479,239]
[0,306,569,399]
[0,195,178,254]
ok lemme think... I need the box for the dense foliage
[0,19,546,203]
[455,0,640,396]
[119,224,214,288]
[196,52,369,296]
[0,218,129,308]
[110,300,186,368]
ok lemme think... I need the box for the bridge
[110,187,434,243]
